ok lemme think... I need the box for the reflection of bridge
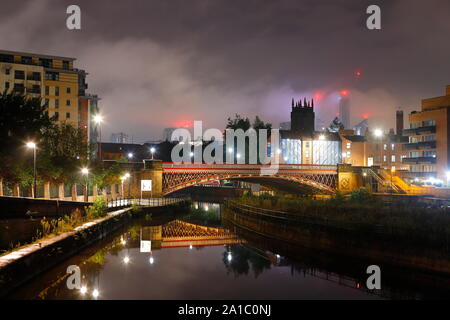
[162,163,338,195]
[143,220,243,248]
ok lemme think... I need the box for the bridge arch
[162,163,337,195]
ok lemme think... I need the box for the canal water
[5,202,450,300]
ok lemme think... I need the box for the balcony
[403,125,436,136]
[402,156,436,164]
[403,140,436,150]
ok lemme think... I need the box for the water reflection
[6,202,450,300]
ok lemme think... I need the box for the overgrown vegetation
[234,190,450,248]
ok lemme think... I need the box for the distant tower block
[339,96,350,129]
[396,110,404,135]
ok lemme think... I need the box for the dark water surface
[5,202,450,300]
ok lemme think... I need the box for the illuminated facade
[403,85,450,181]
[279,98,342,165]
[0,49,99,142]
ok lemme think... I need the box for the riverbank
[224,195,450,274]
[0,200,190,297]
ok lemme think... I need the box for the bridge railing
[162,162,337,171]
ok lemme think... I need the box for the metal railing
[105,196,189,209]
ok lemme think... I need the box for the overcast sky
[1,0,450,142]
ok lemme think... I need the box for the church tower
[290,97,315,135]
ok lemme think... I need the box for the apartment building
[402,85,450,181]
[0,49,98,142]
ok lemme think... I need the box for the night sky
[1,0,450,142]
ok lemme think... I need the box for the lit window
[391,155,396,162]
[383,155,387,162]
[391,144,395,150]
[383,144,387,150]
[346,142,351,149]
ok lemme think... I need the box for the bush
[85,196,107,219]
[349,187,370,202]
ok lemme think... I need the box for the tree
[327,117,344,133]
[0,91,53,154]
[226,114,251,131]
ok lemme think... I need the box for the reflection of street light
[227,252,232,262]
[93,115,103,162]
[81,167,89,202]
[236,153,241,159]
[80,286,88,295]
[149,256,154,264]
[92,289,99,299]
[228,147,233,153]
[26,142,37,198]
[123,256,130,264]
[150,147,155,160]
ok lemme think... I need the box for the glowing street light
[26,141,37,198]
[80,286,88,295]
[319,134,325,140]
[128,152,133,159]
[150,147,156,160]
[227,252,232,262]
[123,256,130,264]
[374,129,383,137]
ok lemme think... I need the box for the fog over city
[1,0,449,142]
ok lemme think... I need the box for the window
[383,144,387,150]
[5,68,10,75]
[346,151,351,157]
[14,70,25,79]
[424,150,437,157]
[410,136,420,143]
[55,99,59,108]
[63,60,69,70]
[391,155,396,162]
[5,82,9,89]
[66,99,71,106]
[411,122,421,129]
[423,165,435,172]
[66,112,70,119]
[54,111,59,120]
[383,155,387,162]
[391,144,395,151]
[423,135,436,142]
[368,157,373,166]
[410,151,420,158]
[40,58,52,68]
[45,71,59,81]
[346,142,351,149]
[45,86,49,96]
[21,56,32,64]
[44,99,49,106]
[423,120,436,127]
[55,87,59,96]
[66,87,71,94]
[13,83,24,93]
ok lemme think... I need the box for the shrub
[85,196,107,219]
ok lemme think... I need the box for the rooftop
[0,49,76,61]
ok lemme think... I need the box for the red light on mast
[340,90,349,97]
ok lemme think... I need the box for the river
[5,202,450,299]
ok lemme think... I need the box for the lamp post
[81,167,89,202]
[150,147,155,160]
[26,142,37,198]
[93,115,103,162]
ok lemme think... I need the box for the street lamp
[127,152,133,160]
[26,142,37,198]
[373,129,383,166]
[93,115,103,162]
[81,167,89,202]
[150,147,155,160]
